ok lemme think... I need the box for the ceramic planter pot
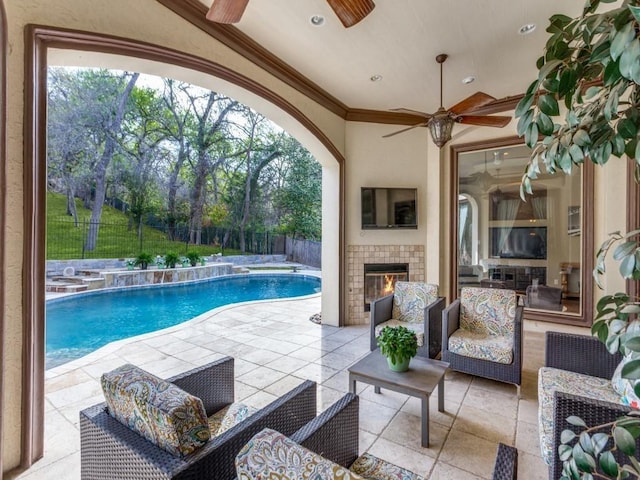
[386,355,411,372]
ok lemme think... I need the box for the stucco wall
[3,0,346,471]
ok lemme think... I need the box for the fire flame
[383,275,394,294]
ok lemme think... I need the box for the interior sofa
[80,356,317,480]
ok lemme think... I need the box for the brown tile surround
[346,245,425,325]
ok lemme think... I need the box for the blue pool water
[46,274,321,369]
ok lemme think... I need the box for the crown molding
[156,0,520,124]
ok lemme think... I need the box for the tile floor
[12,292,564,479]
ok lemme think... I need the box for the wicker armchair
[80,357,317,480]
[370,281,446,359]
[442,287,523,392]
[541,331,640,480]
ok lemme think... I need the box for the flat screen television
[361,187,417,229]
[490,226,547,259]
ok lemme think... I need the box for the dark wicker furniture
[543,331,640,480]
[524,285,562,311]
[370,292,446,359]
[290,392,359,468]
[80,357,317,480]
[442,292,523,392]
[491,443,517,480]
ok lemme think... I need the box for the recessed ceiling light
[370,74,383,82]
[310,15,325,26]
[518,23,536,35]
[462,76,475,85]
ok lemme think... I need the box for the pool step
[48,276,106,291]
[46,281,89,293]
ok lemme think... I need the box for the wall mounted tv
[489,226,547,260]
[361,187,417,229]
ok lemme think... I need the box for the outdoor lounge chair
[442,287,523,392]
[370,281,445,359]
[79,356,317,480]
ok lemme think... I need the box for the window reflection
[456,144,582,315]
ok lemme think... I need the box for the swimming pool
[46,274,321,369]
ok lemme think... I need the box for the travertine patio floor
[12,289,577,479]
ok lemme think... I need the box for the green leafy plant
[164,251,180,269]
[516,0,640,477]
[134,252,154,270]
[185,250,201,267]
[376,326,418,366]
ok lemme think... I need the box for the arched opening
[23,25,344,467]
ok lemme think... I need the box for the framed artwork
[568,206,580,236]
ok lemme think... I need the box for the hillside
[46,192,231,259]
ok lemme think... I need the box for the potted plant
[516,0,640,476]
[164,251,180,269]
[376,325,418,372]
[186,250,201,267]
[134,252,154,270]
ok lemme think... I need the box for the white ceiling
[198,0,585,114]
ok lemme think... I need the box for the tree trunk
[84,72,139,251]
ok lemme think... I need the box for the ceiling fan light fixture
[428,115,455,148]
[462,75,475,85]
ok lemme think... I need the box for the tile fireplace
[363,263,409,311]
[347,245,424,325]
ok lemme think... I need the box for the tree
[81,70,139,251]
[275,137,321,240]
[516,1,640,476]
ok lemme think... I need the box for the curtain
[531,196,546,220]
[458,202,470,265]
[496,199,520,254]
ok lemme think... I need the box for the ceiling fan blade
[390,107,432,118]
[448,92,497,115]
[326,0,375,28]
[382,122,428,138]
[206,0,249,24]
[457,115,511,128]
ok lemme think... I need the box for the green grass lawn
[46,192,240,260]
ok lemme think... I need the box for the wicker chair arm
[551,391,637,480]
[492,443,518,480]
[442,298,460,348]
[425,297,446,358]
[545,331,622,379]
[370,294,393,350]
[512,306,524,367]
[167,357,234,416]
[290,393,359,469]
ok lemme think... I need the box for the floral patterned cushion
[611,354,640,409]
[101,364,210,457]
[447,329,513,364]
[208,402,257,437]
[537,367,622,465]
[391,282,438,324]
[375,320,424,347]
[350,453,424,480]
[236,428,365,480]
[460,287,516,338]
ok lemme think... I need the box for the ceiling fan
[206,0,376,28]
[383,54,511,148]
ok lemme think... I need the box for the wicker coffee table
[348,352,449,448]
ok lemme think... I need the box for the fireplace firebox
[363,263,409,311]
